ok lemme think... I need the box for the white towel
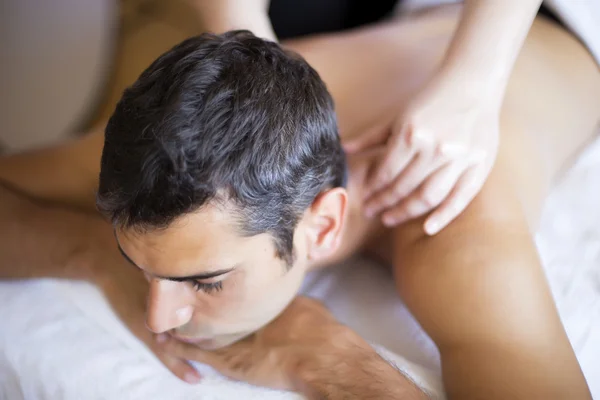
[0,276,443,400]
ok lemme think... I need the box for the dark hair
[97,30,346,266]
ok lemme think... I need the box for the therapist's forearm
[438,0,542,100]
[0,182,100,281]
[190,0,277,41]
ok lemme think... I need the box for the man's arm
[0,182,97,280]
[392,152,591,399]
[293,350,427,400]
[159,296,429,399]
[0,130,104,280]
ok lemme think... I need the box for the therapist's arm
[189,0,277,41]
[350,0,544,234]
[439,0,542,99]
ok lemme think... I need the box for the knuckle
[385,193,402,209]
[390,208,410,222]
[434,143,447,159]
[419,187,442,208]
[408,199,426,215]
[377,169,395,186]
[391,182,409,199]
[405,128,420,147]
[446,202,463,219]
[385,204,406,219]
[372,193,392,209]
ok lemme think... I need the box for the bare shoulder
[0,129,104,211]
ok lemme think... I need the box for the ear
[304,188,348,261]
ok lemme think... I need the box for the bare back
[296,6,600,269]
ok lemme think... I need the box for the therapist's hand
[345,76,500,235]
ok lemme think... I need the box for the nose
[145,278,193,334]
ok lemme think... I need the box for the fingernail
[155,334,168,344]
[383,216,396,227]
[424,220,439,235]
[184,371,201,384]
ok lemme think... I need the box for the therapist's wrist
[435,62,506,104]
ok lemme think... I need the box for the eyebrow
[114,233,235,282]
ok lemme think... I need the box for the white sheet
[1,136,599,399]
[535,137,600,397]
[0,269,443,399]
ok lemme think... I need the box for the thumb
[342,122,391,154]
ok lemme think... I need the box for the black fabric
[268,1,565,40]
[269,0,398,40]
[538,3,564,27]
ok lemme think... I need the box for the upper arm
[390,159,590,398]
[392,169,557,346]
[0,129,104,212]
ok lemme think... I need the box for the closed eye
[191,280,223,294]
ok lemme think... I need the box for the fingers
[342,122,391,154]
[365,126,416,197]
[152,334,202,384]
[157,334,220,367]
[154,334,243,381]
[365,146,449,217]
[380,161,467,226]
[423,165,485,235]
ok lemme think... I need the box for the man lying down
[1,8,598,399]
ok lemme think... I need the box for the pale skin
[356,0,544,234]
[0,3,598,399]
[190,0,543,235]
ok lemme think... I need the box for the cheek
[188,270,258,323]
[241,261,308,324]
[198,262,306,330]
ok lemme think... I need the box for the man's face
[115,203,311,350]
